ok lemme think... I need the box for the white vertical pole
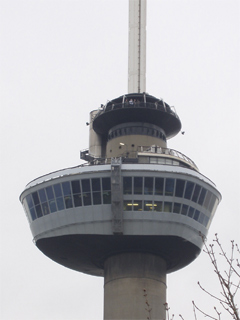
[128,0,147,93]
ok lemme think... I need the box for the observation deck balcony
[80,146,198,172]
[136,146,198,171]
[92,93,182,139]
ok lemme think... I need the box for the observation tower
[20,1,221,319]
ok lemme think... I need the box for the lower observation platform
[20,161,221,276]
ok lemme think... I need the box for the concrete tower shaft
[104,253,166,319]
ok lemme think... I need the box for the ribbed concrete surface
[104,253,167,320]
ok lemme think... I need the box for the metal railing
[23,148,204,193]
[94,101,179,120]
[80,146,198,171]
[137,146,198,170]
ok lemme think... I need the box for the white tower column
[128,0,147,93]
[104,253,167,320]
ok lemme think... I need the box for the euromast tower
[20,1,221,319]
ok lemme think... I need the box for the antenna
[128,0,147,93]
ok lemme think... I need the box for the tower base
[104,253,167,320]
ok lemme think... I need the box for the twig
[192,301,219,320]
[143,289,152,320]
[198,233,240,320]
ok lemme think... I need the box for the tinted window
[103,191,111,204]
[188,206,195,218]
[203,191,212,209]
[198,212,204,224]
[46,186,54,200]
[102,178,111,191]
[93,192,101,205]
[71,180,81,207]
[32,192,40,205]
[144,177,153,195]
[203,215,209,227]
[155,178,164,195]
[92,178,101,192]
[81,179,92,206]
[42,202,50,215]
[56,197,64,211]
[92,178,101,205]
[134,177,143,194]
[62,182,71,195]
[194,210,200,221]
[148,128,153,136]
[83,193,92,206]
[38,189,47,203]
[82,179,90,192]
[64,196,73,209]
[198,188,207,205]
[144,201,153,211]
[62,182,73,208]
[123,200,132,211]
[165,178,174,196]
[181,204,188,215]
[173,202,181,214]
[53,184,62,198]
[26,194,34,209]
[71,180,81,194]
[30,207,37,220]
[102,178,111,204]
[154,201,163,212]
[49,200,57,213]
[73,194,82,207]
[126,127,131,134]
[35,205,43,218]
[208,194,217,212]
[133,200,142,211]
[164,202,172,212]
[184,181,194,200]
[192,184,201,203]
[123,177,132,194]
[175,179,185,198]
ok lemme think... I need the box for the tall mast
[128,0,147,93]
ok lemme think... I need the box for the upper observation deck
[93,93,182,139]
[80,146,199,172]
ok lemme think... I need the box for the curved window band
[108,126,166,142]
[24,176,216,229]
[24,177,111,221]
[123,200,210,228]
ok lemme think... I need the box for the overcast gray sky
[1,0,240,319]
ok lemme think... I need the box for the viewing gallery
[107,123,167,142]
[22,174,219,229]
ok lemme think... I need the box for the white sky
[1,0,239,319]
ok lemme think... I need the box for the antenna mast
[128,0,147,93]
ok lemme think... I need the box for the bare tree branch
[163,234,239,319]
[192,301,219,320]
[197,233,240,320]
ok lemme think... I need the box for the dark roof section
[36,234,200,276]
[93,93,182,139]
